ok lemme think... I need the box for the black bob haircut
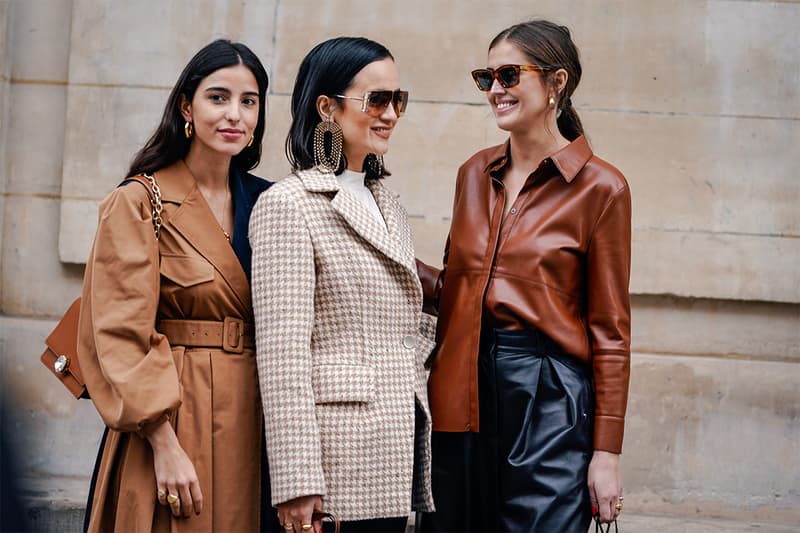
[285,37,394,180]
[128,39,269,178]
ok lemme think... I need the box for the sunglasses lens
[393,91,409,115]
[472,70,494,91]
[497,66,520,88]
[366,91,393,114]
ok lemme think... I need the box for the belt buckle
[222,317,245,353]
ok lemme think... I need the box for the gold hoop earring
[247,135,254,147]
[313,117,343,172]
[184,121,193,139]
[548,96,556,108]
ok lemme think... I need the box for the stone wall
[1,0,798,524]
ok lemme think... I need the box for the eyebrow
[205,87,259,97]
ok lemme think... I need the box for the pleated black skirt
[421,328,594,533]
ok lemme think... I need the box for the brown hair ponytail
[557,98,584,141]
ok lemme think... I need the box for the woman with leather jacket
[418,20,631,532]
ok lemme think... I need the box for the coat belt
[157,317,255,354]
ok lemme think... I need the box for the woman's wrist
[141,417,174,450]
[592,450,620,461]
[593,450,619,455]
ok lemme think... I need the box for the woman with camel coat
[77,40,274,532]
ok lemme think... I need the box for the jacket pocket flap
[312,364,376,404]
[160,255,215,287]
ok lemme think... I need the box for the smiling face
[486,39,555,134]
[331,58,400,170]
[180,63,260,160]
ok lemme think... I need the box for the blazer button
[403,335,417,349]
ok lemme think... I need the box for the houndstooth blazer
[249,166,435,521]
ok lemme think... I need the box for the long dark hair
[127,39,269,178]
[286,37,393,179]
[490,20,584,141]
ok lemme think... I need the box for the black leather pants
[421,328,594,533]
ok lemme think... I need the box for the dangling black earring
[366,154,385,176]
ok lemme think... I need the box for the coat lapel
[367,180,417,274]
[155,161,252,313]
[297,167,415,275]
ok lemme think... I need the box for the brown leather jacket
[418,135,631,453]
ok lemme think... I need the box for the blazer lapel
[156,161,252,313]
[367,180,417,274]
[297,167,415,274]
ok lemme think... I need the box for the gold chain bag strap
[40,173,162,399]
[140,173,163,239]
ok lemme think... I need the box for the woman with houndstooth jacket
[249,37,435,533]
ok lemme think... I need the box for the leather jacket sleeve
[416,257,444,316]
[586,184,632,453]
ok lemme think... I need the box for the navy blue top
[230,168,272,281]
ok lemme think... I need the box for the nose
[225,103,241,123]
[489,78,505,94]
[381,101,399,122]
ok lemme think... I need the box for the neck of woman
[508,118,570,173]
[184,145,232,190]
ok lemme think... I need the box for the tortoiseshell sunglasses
[471,64,553,91]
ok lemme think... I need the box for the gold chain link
[142,173,163,240]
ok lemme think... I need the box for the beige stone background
[1,0,798,529]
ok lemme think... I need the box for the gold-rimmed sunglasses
[335,89,409,117]
[470,64,554,91]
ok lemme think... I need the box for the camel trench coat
[249,167,435,521]
[78,161,269,532]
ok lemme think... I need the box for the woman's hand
[277,495,324,533]
[588,450,623,523]
[142,419,203,518]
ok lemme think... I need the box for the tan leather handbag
[40,298,88,398]
[39,174,162,399]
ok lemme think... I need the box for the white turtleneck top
[338,169,387,230]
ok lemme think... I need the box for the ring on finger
[301,525,312,531]
[283,524,293,531]
[157,489,166,499]
[166,493,179,504]
[615,502,623,511]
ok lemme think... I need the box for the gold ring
[302,525,312,531]
[615,502,623,511]
[619,496,625,502]
[157,489,166,499]
[283,525,293,531]
[166,493,179,504]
